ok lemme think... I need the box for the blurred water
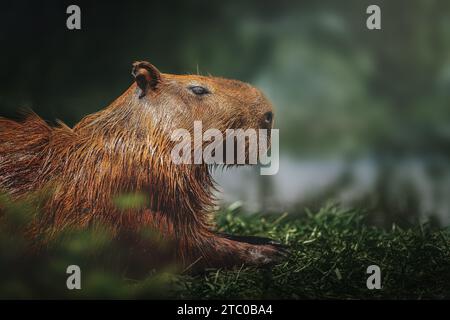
[213,156,450,226]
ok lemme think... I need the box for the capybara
[0,61,286,271]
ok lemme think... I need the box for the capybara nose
[263,111,273,127]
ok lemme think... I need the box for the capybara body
[0,61,284,270]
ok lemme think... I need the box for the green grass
[1,198,449,299]
[174,205,450,299]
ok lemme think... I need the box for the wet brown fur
[0,61,282,270]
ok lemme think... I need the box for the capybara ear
[132,61,161,98]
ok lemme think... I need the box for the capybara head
[130,61,274,134]
[69,60,276,170]
[74,61,275,166]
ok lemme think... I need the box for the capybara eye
[189,85,210,96]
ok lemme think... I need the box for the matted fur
[0,62,282,270]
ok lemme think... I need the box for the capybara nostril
[263,111,273,126]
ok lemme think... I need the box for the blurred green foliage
[0,193,177,299]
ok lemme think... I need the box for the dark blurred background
[1,0,449,226]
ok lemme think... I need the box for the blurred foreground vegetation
[1,196,449,299]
